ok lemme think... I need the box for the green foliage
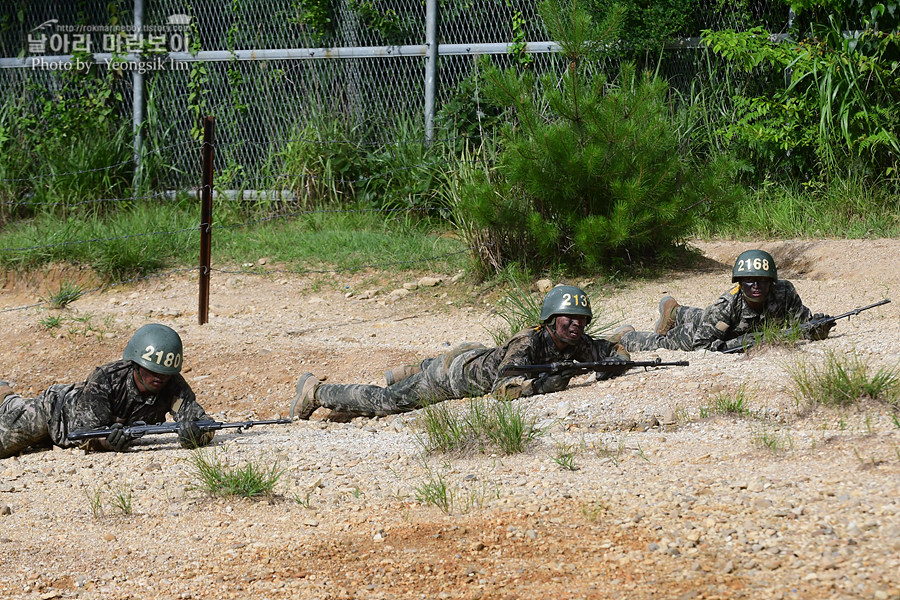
[348,0,415,44]
[698,175,900,239]
[589,0,703,58]
[0,65,132,225]
[418,396,546,456]
[414,466,454,514]
[791,350,900,407]
[699,383,753,418]
[702,15,900,185]
[552,441,579,471]
[277,112,370,208]
[291,0,335,45]
[188,448,284,499]
[42,282,85,309]
[451,0,743,275]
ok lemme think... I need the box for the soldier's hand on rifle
[532,373,568,395]
[806,313,835,341]
[595,357,629,381]
[177,420,204,449]
[104,422,133,452]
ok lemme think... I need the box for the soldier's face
[554,314,587,344]
[135,366,172,394]
[738,277,772,305]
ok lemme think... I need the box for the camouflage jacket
[693,280,813,352]
[49,360,210,447]
[462,325,630,399]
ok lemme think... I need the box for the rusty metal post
[198,116,214,325]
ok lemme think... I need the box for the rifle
[722,298,891,355]
[500,357,689,378]
[67,418,292,442]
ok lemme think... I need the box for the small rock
[418,276,442,287]
[536,279,554,293]
[0,504,10,516]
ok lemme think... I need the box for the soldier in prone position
[618,249,835,353]
[289,285,631,420]
[0,323,214,459]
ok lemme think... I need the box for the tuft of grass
[699,383,753,418]
[85,484,105,519]
[414,467,454,514]
[750,421,794,453]
[188,448,284,499]
[39,315,63,330]
[790,351,900,408]
[110,484,134,515]
[581,499,609,523]
[43,281,85,309]
[417,396,546,456]
[551,441,579,471]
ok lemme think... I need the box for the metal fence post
[424,0,438,145]
[132,0,145,190]
[199,116,215,325]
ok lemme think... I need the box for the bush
[449,0,743,276]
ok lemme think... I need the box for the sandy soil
[0,239,898,600]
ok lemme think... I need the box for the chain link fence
[1,0,789,189]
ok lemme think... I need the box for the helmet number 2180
[141,345,182,369]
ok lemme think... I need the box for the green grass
[790,351,900,408]
[696,176,900,239]
[414,467,454,514]
[188,448,284,499]
[551,441,579,471]
[0,201,467,283]
[699,383,753,418]
[42,282,85,309]
[417,396,546,456]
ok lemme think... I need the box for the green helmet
[732,249,778,282]
[123,323,184,375]
[539,285,593,324]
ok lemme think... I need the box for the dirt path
[1,239,898,600]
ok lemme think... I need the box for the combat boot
[0,380,13,401]
[654,296,680,336]
[384,364,421,386]
[290,373,322,420]
[607,325,635,344]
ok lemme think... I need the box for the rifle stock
[500,358,689,378]
[722,298,890,354]
[67,418,291,442]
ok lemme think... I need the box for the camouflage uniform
[620,280,814,353]
[314,325,630,417]
[0,360,211,459]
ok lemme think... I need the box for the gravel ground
[1,239,899,600]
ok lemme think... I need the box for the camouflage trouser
[620,306,705,352]
[0,385,69,459]
[315,346,490,417]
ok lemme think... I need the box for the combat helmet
[539,285,592,324]
[732,249,778,282]
[123,323,184,375]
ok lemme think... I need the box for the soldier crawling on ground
[289,285,632,420]
[0,324,214,458]
[617,249,835,353]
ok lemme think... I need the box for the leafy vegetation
[446,0,744,276]
[417,396,546,456]
[188,448,284,499]
[790,350,900,407]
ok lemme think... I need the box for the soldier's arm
[168,377,214,447]
[779,280,813,324]
[691,300,736,352]
[62,368,119,450]
[491,333,543,399]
